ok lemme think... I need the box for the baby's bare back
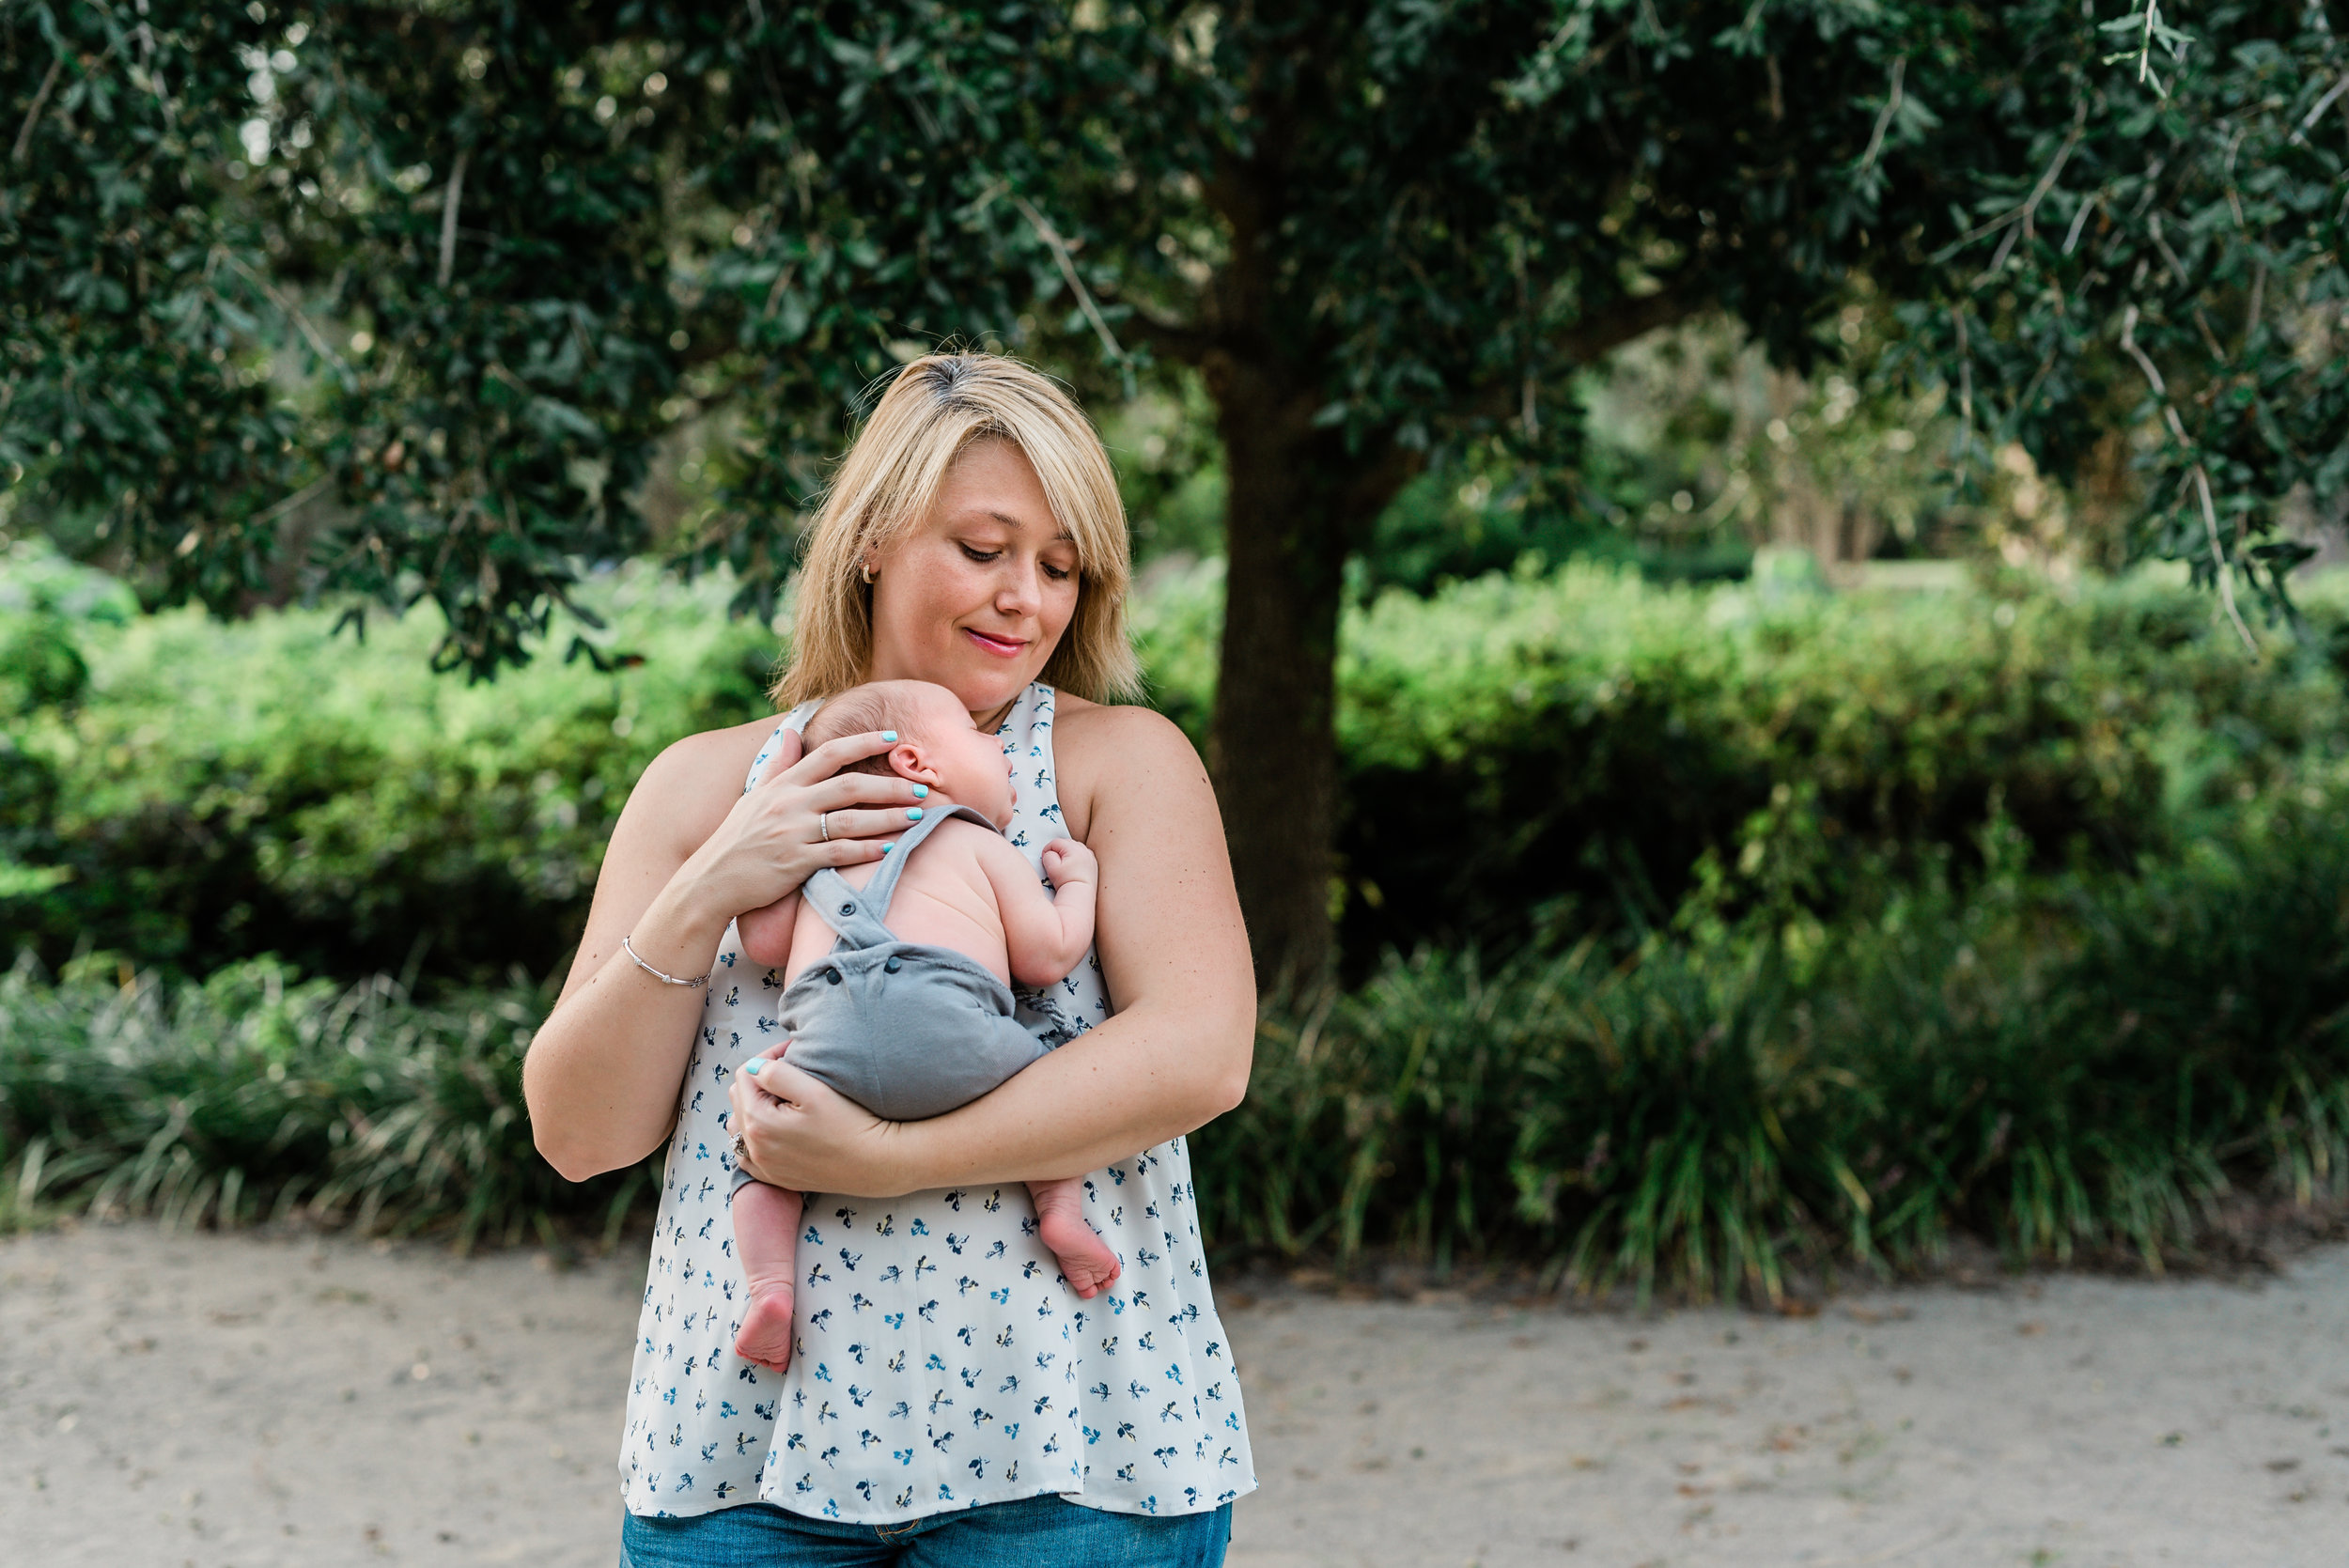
[785,817,1013,986]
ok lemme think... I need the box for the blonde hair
[773,353,1140,707]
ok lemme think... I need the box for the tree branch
[2288,71,2347,146]
[1939,98,2088,269]
[1554,287,1701,365]
[2121,304,2256,654]
[1858,56,1906,177]
[10,55,63,165]
[1120,303,1219,365]
[251,475,334,528]
[1457,287,1703,428]
[1012,195,1129,367]
[11,34,129,164]
[437,149,469,288]
[219,251,355,389]
[2191,462,2257,655]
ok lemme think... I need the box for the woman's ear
[887,740,943,786]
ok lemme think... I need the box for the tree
[1892,3,2349,647]
[8,2,2343,983]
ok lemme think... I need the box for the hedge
[5,544,2345,986]
[9,803,2347,1291]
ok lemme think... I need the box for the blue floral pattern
[618,683,1255,1524]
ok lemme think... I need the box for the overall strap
[801,803,999,948]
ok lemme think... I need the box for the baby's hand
[1040,838,1097,891]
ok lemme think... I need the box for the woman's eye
[957,542,1002,564]
[1042,563,1073,582]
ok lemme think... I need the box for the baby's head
[801,679,1015,827]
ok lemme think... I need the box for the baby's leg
[730,1181,804,1374]
[1028,1177,1120,1298]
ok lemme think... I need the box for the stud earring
[860,561,877,584]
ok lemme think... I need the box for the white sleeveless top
[618,683,1256,1523]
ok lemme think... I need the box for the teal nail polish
[906,807,924,822]
[881,843,894,852]
[912,784,929,799]
[881,730,898,743]
[743,1059,762,1075]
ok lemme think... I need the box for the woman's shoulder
[1044,692,1210,841]
[621,712,791,853]
[1049,691,1197,768]
[642,712,791,793]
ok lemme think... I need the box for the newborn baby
[727,678,1121,1374]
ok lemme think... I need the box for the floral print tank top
[618,683,1257,1523]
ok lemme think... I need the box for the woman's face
[864,439,1080,720]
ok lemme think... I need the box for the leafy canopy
[3,1,2342,675]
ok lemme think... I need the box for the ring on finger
[817,811,832,843]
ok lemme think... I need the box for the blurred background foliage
[4,536,2346,992]
[5,1,2349,1286]
[10,0,2343,980]
[7,529,2349,1288]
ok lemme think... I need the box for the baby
[726,678,1122,1374]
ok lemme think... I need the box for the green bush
[1193,806,2349,1296]
[10,807,2344,1287]
[1322,562,2349,968]
[9,547,2343,1281]
[0,554,778,984]
[0,955,648,1248]
[1142,554,2349,966]
[5,544,2346,986]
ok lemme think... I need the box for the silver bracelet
[621,934,708,988]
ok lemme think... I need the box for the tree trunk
[1204,354,1408,990]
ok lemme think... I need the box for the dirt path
[3,1222,2342,1566]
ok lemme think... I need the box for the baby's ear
[888,740,943,786]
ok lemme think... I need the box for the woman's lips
[963,628,1028,658]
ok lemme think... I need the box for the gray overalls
[731,804,1049,1195]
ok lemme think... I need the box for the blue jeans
[619,1494,1232,1568]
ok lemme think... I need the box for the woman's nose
[994,559,1042,617]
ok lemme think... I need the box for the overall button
[825,968,842,985]
[883,955,902,974]
[839,902,855,916]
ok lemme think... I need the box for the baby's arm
[981,833,1097,988]
[737,892,798,970]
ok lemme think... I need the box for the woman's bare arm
[728,704,1254,1193]
[523,719,927,1181]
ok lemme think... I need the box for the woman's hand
[730,1048,912,1197]
[523,718,929,1183]
[673,727,929,932]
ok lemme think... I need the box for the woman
[523,353,1257,1565]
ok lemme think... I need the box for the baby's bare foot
[1036,1203,1121,1299]
[733,1281,796,1374]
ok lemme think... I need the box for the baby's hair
[801,681,936,778]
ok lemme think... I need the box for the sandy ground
[2,1223,2344,1567]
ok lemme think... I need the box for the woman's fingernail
[880,842,894,853]
[912,784,929,799]
[907,807,923,822]
[743,1060,762,1075]
[881,731,898,743]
